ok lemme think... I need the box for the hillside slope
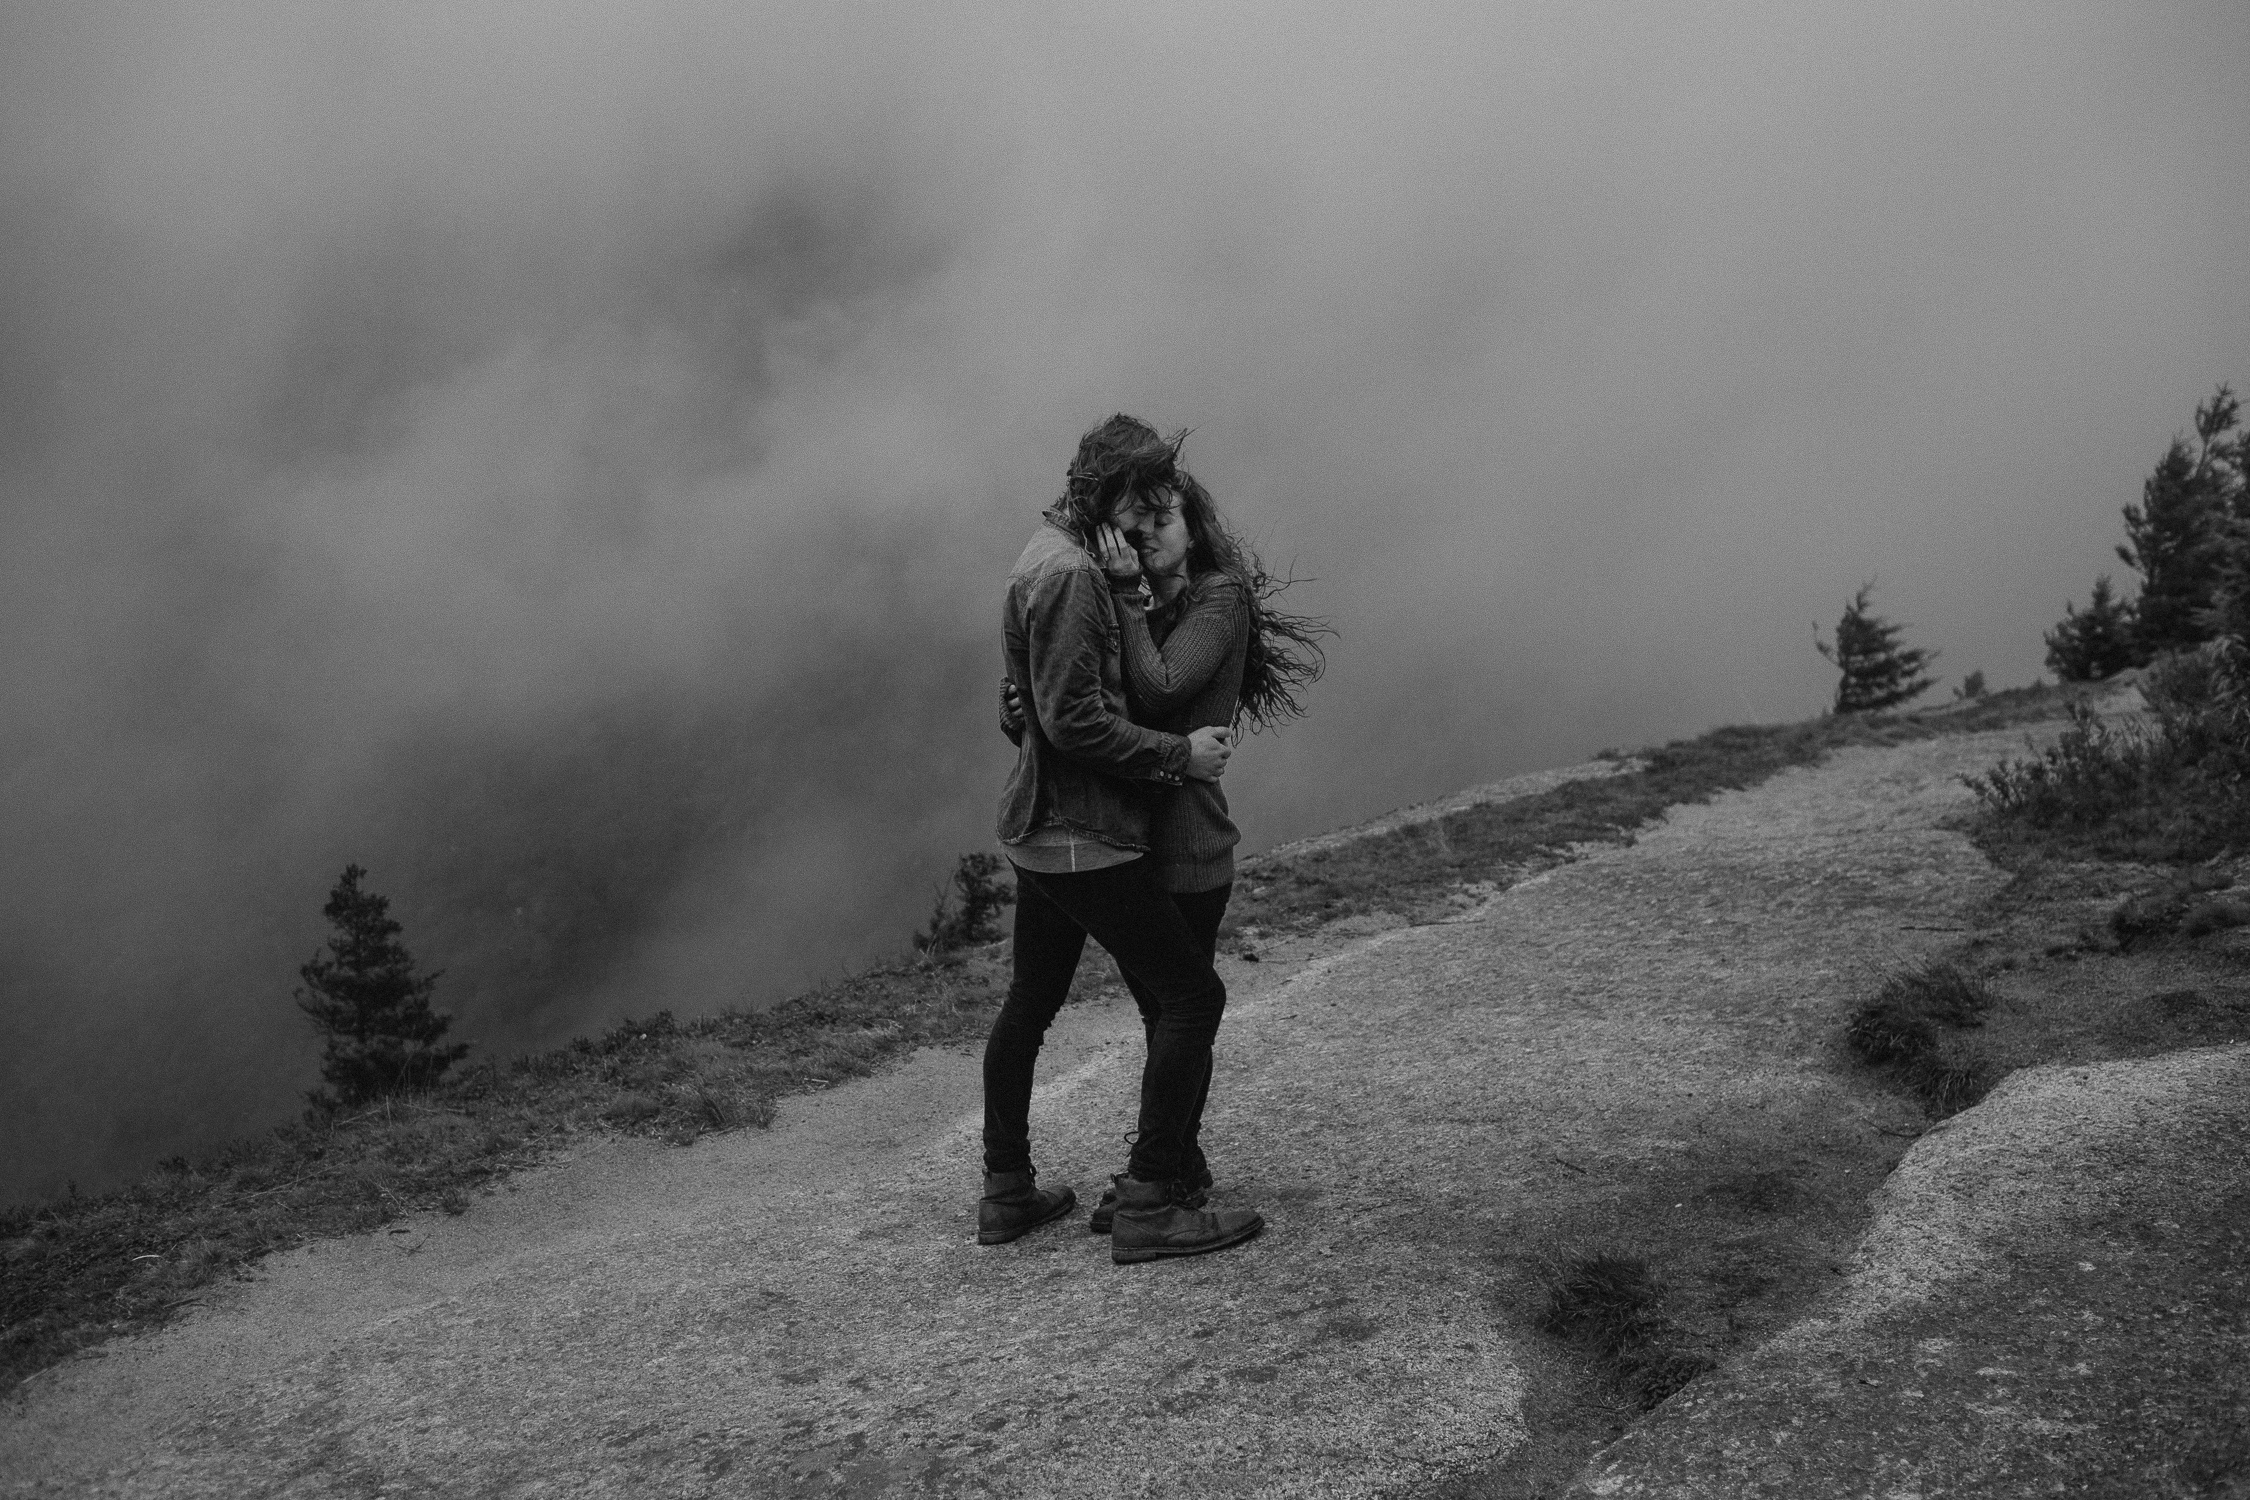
[4,718,2244,1497]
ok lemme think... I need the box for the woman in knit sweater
[1004,470,1324,1220]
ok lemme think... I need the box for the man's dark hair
[1049,413,1185,536]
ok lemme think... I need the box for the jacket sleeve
[998,678,1023,747]
[1021,566,1188,784]
[1115,577,1248,720]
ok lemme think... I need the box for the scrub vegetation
[1968,644,2250,862]
[1967,388,2250,862]
[1981,382,2250,858]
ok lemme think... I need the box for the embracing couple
[979,413,1322,1265]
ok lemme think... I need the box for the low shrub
[1967,643,2250,862]
[1965,703,2158,826]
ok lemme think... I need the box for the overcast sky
[5,1,2246,1200]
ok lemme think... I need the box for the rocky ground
[4,723,2243,1498]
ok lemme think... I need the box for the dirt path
[4,728,2234,1497]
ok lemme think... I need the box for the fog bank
[5,1,2247,1200]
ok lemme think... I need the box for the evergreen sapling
[1816,581,1937,713]
[915,852,1015,957]
[2044,574,2138,682]
[2118,384,2241,658]
[296,864,467,1110]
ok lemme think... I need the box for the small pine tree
[2203,523,2250,645]
[1816,581,1937,713]
[2192,391,2250,644]
[2044,574,2139,682]
[2119,385,2241,658]
[914,852,1015,956]
[296,865,466,1109]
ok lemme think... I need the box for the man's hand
[1185,725,1236,782]
[1093,523,1142,583]
[1000,679,1026,738]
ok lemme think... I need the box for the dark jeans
[1117,883,1230,1184]
[982,861,1229,1183]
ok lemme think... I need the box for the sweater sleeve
[1021,564,1189,783]
[1115,577,1248,721]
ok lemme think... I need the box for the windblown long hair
[1169,470,1331,732]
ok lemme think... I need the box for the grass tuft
[2181,897,2250,941]
[1537,1251,1715,1409]
[1901,1052,2004,1116]
[1844,1005,1938,1068]
[1845,962,2001,1116]
[2110,869,2240,950]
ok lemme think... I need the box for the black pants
[982,861,1229,1183]
[1117,883,1230,1184]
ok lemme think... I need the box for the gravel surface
[7,726,2236,1497]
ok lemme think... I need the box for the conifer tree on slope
[2119,384,2241,658]
[2189,388,2250,644]
[2044,574,2138,682]
[296,864,467,1109]
[914,851,1015,957]
[1817,581,1937,713]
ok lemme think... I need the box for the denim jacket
[997,522,1189,852]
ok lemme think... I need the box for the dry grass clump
[1537,1251,1715,1410]
[2110,868,2242,950]
[1845,962,2002,1117]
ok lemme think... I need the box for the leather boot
[1088,1164,1213,1234]
[977,1169,1077,1245]
[1109,1174,1262,1264]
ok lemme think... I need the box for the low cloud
[3,0,2245,1199]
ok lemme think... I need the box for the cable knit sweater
[1115,574,1250,893]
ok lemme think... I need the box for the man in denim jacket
[979,415,1265,1264]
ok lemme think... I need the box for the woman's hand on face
[1094,523,1142,582]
